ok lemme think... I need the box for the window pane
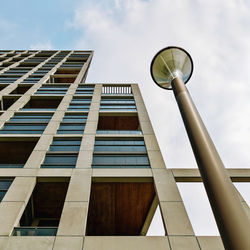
[0,180,12,189]
[43,155,77,165]
[94,145,146,152]
[92,155,149,166]
[50,145,80,151]
[52,140,81,145]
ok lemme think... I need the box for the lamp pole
[151,47,250,250]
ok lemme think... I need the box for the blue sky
[0,0,82,49]
[1,0,250,236]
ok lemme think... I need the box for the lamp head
[150,46,193,90]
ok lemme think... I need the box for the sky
[1,0,250,236]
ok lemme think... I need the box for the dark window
[0,179,13,201]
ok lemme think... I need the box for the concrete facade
[0,49,248,249]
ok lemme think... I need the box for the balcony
[14,178,69,236]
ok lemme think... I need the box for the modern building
[0,49,248,250]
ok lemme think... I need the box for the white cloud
[69,0,250,236]
[70,0,250,168]
[29,41,54,50]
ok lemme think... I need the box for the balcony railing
[13,227,58,236]
[102,86,132,95]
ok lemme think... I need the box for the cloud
[69,0,250,169]
[68,0,250,236]
[29,41,54,50]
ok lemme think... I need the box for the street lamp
[150,46,250,250]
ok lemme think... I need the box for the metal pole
[171,77,250,250]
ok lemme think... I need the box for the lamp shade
[150,46,193,90]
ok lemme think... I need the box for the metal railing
[13,227,58,236]
[102,85,132,95]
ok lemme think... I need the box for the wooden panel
[87,182,155,236]
[0,140,37,164]
[11,86,31,94]
[54,77,76,83]
[98,116,139,130]
[34,182,69,218]
[29,98,62,108]
[3,96,21,110]
[56,69,80,75]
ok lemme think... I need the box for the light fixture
[150,46,193,90]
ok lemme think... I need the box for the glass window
[0,113,52,134]
[96,130,142,135]
[57,113,87,134]
[35,85,69,95]
[13,227,57,236]
[9,113,53,123]
[0,179,13,201]
[67,98,92,111]
[42,154,78,168]
[57,124,85,134]
[0,124,47,134]
[75,85,94,95]
[94,139,146,152]
[92,155,150,168]
[49,139,81,151]
[100,97,136,111]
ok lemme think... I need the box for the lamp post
[150,46,250,250]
